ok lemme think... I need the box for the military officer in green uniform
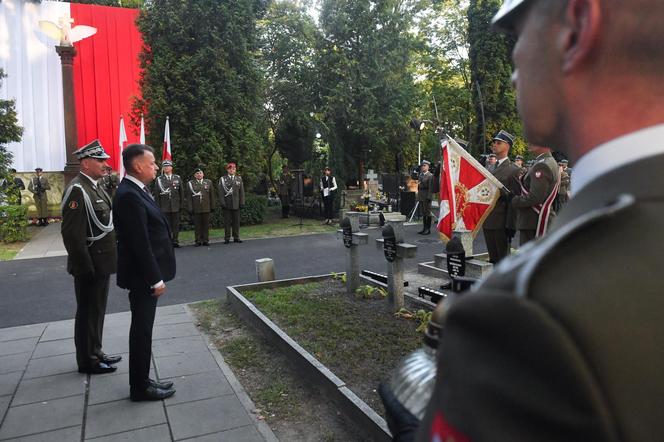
[555,160,571,213]
[0,168,25,205]
[28,167,50,225]
[186,167,216,246]
[61,140,121,374]
[154,160,184,247]
[381,2,664,440]
[278,164,293,218]
[511,144,560,245]
[482,130,522,263]
[219,162,245,244]
[417,160,433,235]
[100,165,120,200]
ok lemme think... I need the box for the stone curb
[226,275,392,442]
[183,305,279,442]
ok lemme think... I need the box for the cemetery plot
[238,279,425,419]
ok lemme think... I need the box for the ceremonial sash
[61,183,114,243]
[518,170,561,237]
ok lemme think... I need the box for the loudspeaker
[400,191,416,216]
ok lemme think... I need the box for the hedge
[0,205,28,242]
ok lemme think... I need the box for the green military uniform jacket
[417,171,433,202]
[61,174,117,276]
[483,158,522,230]
[278,173,293,203]
[186,178,216,213]
[417,129,664,442]
[511,152,560,230]
[219,174,245,210]
[558,169,571,197]
[154,173,185,213]
[28,175,50,195]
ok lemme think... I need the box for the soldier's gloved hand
[506,228,516,242]
[378,382,419,442]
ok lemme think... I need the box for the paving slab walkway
[0,304,276,442]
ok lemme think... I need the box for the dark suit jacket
[483,158,521,230]
[417,152,664,441]
[61,174,116,276]
[113,178,176,290]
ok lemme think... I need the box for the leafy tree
[316,0,423,184]
[0,69,23,180]
[134,0,266,186]
[467,0,524,156]
[258,1,319,186]
[413,0,474,162]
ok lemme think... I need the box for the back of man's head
[123,144,154,174]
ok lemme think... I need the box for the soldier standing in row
[154,160,184,248]
[278,164,293,218]
[186,168,215,247]
[482,130,522,263]
[219,162,245,244]
[28,167,50,225]
[100,166,120,200]
[417,160,433,235]
[0,169,25,205]
[61,140,120,374]
[511,144,560,245]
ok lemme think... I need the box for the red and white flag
[162,117,172,161]
[437,136,504,241]
[139,114,146,144]
[118,115,128,178]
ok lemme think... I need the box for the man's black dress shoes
[224,239,230,244]
[100,354,122,365]
[149,378,174,389]
[78,362,117,374]
[234,239,242,243]
[130,385,176,402]
[202,241,209,246]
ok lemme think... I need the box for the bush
[0,205,28,242]
[210,194,267,227]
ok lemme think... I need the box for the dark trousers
[224,209,240,240]
[165,211,180,244]
[128,288,158,393]
[74,273,110,369]
[322,195,334,220]
[519,229,536,246]
[193,212,210,244]
[484,228,510,264]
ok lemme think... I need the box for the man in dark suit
[114,144,176,401]
[219,162,245,244]
[482,130,522,263]
[61,140,121,374]
[382,1,664,440]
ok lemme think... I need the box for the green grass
[0,226,38,261]
[179,217,336,242]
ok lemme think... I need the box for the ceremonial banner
[162,117,172,161]
[437,136,504,241]
[118,116,127,178]
[140,115,146,144]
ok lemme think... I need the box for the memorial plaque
[383,225,397,262]
[341,217,353,248]
[447,252,466,278]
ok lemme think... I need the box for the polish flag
[118,115,128,178]
[139,114,146,144]
[162,117,172,161]
[437,136,504,241]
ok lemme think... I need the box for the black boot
[417,219,426,234]
[423,217,431,235]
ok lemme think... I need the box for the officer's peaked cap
[74,139,110,160]
[492,0,531,31]
[493,130,515,147]
[162,160,173,167]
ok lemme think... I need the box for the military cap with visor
[162,160,173,167]
[73,139,110,160]
[492,0,532,31]
[493,130,516,148]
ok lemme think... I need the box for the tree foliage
[258,1,319,186]
[467,0,524,156]
[316,0,423,184]
[0,69,23,179]
[135,0,267,185]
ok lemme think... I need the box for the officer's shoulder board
[487,194,636,298]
